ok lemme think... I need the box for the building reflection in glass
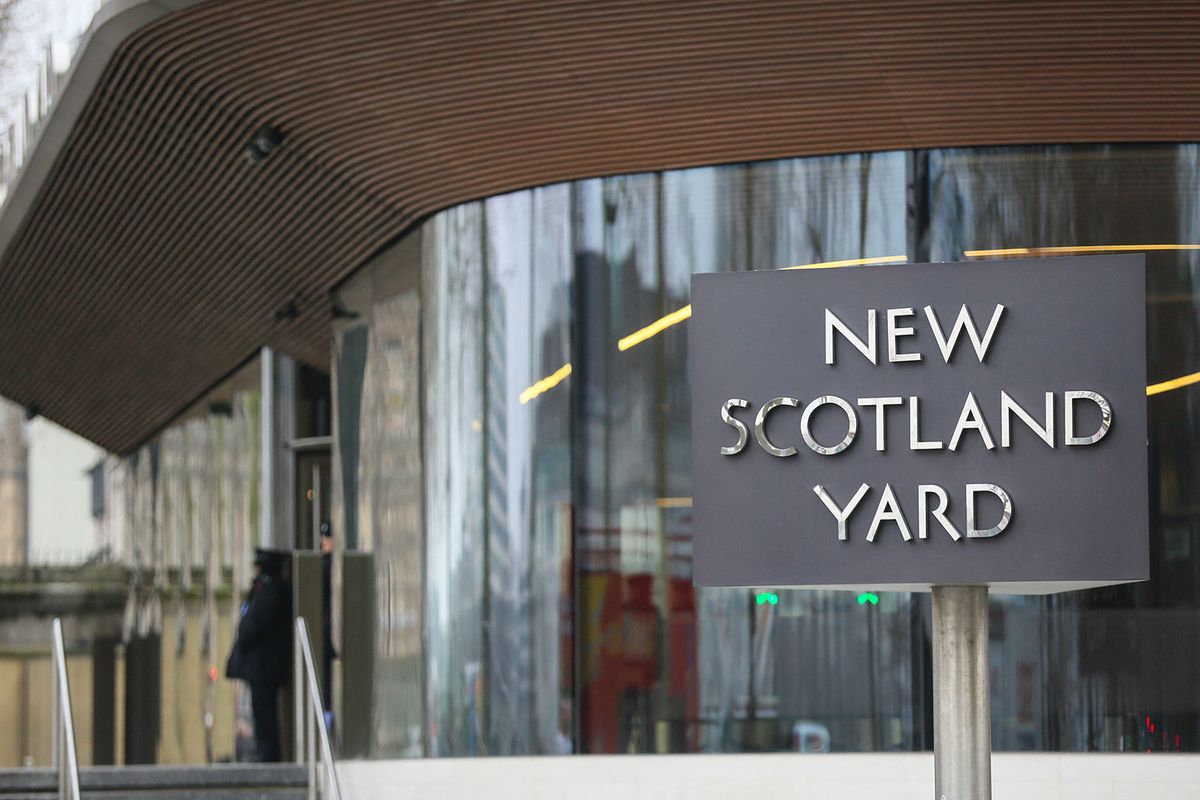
[332,145,1200,757]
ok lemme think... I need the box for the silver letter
[1064,390,1112,446]
[923,303,1006,363]
[918,484,961,541]
[858,396,903,451]
[814,483,871,541]
[720,399,750,455]
[1000,390,1054,448]
[824,308,877,365]
[908,396,943,450]
[800,395,857,455]
[948,391,996,451]
[754,396,799,457]
[887,307,922,363]
[966,483,1013,538]
[866,483,913,542]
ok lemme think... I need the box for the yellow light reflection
[965,244,1200,258]
[779,254,908,270]
[518,362,572,404]
[655,497,693,509]
[618,305,693,352]
[617,256,908,352]
[1147,371,1200,397]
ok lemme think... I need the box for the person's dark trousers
[249,681,282,762]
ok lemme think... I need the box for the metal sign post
[932,586,990,800]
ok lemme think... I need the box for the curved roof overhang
[1,0,1198,453]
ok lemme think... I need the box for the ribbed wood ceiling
[0,0,1196,453]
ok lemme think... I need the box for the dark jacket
[226,571,291,686]
[321,552,336,660]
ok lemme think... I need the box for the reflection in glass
[338,144,1200,758]
[483,186,574,753]
[423,206,487,756]
[930,145,1200,752]
[354,289,423,757]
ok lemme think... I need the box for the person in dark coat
[226,548,291,762]
[319,523,337,714]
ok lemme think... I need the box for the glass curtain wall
[336,144,1200,757]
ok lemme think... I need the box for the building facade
[0,0,1198,787]
[329,146,1200,757]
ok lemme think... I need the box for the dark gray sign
[690,256,1148,593]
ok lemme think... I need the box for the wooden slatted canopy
[0,0,1197,453]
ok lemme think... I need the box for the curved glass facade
[333,144,1200,757]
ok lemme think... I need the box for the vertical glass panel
[482,191,533,754]
[574,173,664,754]
[353,285,425,758]
[423,204,487,756]
[750,152,907,270]
[483,184,574,754]
[660,167,747,753]
[527,185,576,755]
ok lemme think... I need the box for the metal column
[260,347,274,547]
[932,585,991,800]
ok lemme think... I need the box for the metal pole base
[932,585,991,800]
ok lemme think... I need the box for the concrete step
[0,764,308,798]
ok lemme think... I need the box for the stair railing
[294,617,342,800]
[50,618,81,800]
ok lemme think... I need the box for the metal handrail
[294,617,342,800]
[50,619,81,800]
